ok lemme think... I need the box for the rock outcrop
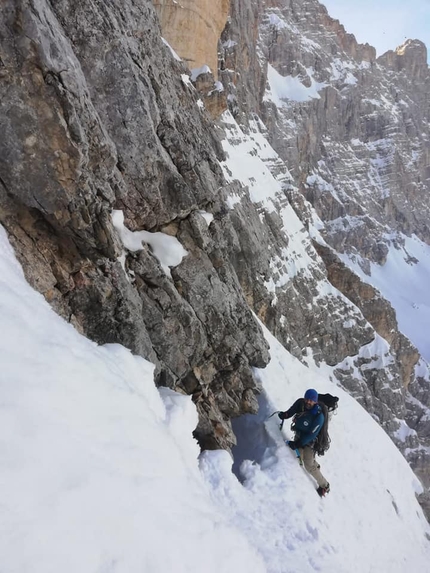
[153,0,230,77]
[0,0,270,451]
[378,39,428,80]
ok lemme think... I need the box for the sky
[1,220,430,573]
[322,0,430,59]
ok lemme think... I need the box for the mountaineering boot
[317,484,330,497]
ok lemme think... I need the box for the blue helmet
[304,388,318,402]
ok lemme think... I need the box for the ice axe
[268,410,284,429]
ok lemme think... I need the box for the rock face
[2,0,430,518]
[0,0,270,451]
[378,39,428,80]
[153,0,230,77]
[314,242,420,389]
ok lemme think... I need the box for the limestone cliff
[153,0,230,77]
[0,0,269,451]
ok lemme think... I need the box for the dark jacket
[282,398,324,447]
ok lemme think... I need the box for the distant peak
[377,39,428,78]
[395,39,427,58]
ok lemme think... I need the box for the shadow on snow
[231,391,280,480]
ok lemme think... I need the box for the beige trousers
[299,446,329,488]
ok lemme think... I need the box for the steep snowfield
[2,218,430,573]
[0,226,265,573]
[340,234,430,362]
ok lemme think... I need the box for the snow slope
[340,235,430,362]
[2,217,430,572]
[0,226,265,573]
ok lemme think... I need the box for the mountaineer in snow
[278,388,330,497]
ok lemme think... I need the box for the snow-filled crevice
[231,392,279,479]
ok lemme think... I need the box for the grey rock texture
[0,0,270,451]
[257,3,430,259]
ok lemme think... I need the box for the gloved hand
[278,411,286,420]
[288,440,300,450]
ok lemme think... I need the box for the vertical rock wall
[0,0,270,451]
[153,0,230,76]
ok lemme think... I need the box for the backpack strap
[291,402,321,432]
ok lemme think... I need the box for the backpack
[318,393,339,414]
[314,393,339,456]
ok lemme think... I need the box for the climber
[278,388,330,497]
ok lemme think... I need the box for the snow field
[1,210,430,572]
